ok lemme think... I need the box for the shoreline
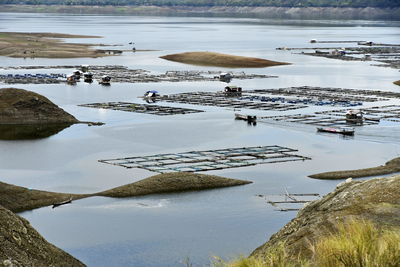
[0,5,399,20]
[0,32,120,58]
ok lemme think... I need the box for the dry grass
[0,32,109,58]
[214,220,400,267]
[311,220,400,267]
[160,51,290,68]
[308,157,400,179]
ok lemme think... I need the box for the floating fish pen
[258,191,320,212]
[159,92,306,111]
[79,102,203,116]
[99,145,311,173]
[262,105,400,127]
[0,73,66,84]
[0,65,277,84]
[261,114,374,127]
[317,105,400,123]
[246,86,394,103]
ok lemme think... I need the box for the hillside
[1,0,399,8]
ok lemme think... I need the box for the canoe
[317,127,354,136]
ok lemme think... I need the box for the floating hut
[83,72,93,83]
[81,64,89,72]
[99,75,111,85]
[346,109,363,123]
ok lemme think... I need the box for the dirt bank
[160,51,290,68]
[0,172,251,212]
[0,205,85,266]
[0,32,112,58]
[98,172,252,197]
[0,88,78,125]
[0,181,88,213]
[309,157,400,179]
[395,80,400,86]
[251,175,400,260]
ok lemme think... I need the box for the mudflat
[0,32,110,58]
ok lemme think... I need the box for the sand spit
[0,32,115,58]
[0,173,251,212]
[309,157,400,180]
[160,51,290,68]
[98,172,252,197]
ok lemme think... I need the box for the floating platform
[261,105,400,127]
[259,190,320,212]
[0,65,276,84]
[99,145,311,173]
[79,102,203,116]
[159,92,305,111]
[245,86,397,103]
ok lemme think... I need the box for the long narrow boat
[317,127,355,136]
[235,113,257,122]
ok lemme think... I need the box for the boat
[235,113,257,122]
[99,75,111,85]
[144,90,160,98]
[52,197,73,209]
[317,127,355,135]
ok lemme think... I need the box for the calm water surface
[0,13,400,266]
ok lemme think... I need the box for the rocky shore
[251,175,400,260]
[0,205,85,267]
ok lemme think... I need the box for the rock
[0,205,85,266]
[251,175,400,259]
[0,88,78,124]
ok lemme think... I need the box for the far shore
[309,157,400,180]
[0,5,399,20]
[395,80,400,86]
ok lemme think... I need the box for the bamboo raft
[99,145,311,173]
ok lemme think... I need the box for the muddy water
[1,13,400,266]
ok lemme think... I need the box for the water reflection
[0,124,73,140]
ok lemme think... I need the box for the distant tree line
[1,0,399,8]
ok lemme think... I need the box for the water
[0,13,400,266]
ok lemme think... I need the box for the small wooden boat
[235,113,257,122]
[52,197,73,209]
[317,127,355,136]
